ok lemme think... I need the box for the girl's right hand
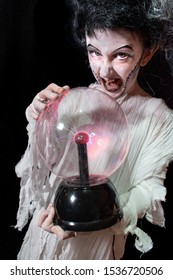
[26,83,70,120]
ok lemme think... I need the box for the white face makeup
[86,28,145,97]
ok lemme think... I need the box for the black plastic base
[56,215,122,232]
[54,175,123,231]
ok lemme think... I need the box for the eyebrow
[87,44,134,52]
[115,45,133,51]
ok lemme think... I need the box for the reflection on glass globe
[36,87,129,181]
[36,87,129,231]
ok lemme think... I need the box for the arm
[118,106,173,253]
[15,83,70,230]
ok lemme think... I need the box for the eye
[118,52,127,58]
[88,50,102,58]
[115,52,131,60]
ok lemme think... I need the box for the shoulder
[126,94,173,119]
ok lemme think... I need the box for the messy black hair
[66,0,173,52]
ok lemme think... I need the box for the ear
[140,45,159,66]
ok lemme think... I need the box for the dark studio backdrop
[0,0,173,260]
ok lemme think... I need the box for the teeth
[106,80,115,85]
[104,79,121,91]
[105,80,119,87]
[105,80,116,86]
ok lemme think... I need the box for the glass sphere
[36,87,129,181]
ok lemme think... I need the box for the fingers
[28,83,70,120]
[38,203,76,240]
[51,225,76,240]
[38,203,55,232]
[46,83,70,96]
[38,83,70,102]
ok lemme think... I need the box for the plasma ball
[74,131,90,144]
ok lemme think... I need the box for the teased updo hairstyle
[67,0,173,52]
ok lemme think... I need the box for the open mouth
[103,79,123,92]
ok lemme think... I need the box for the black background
[0,0,173,260]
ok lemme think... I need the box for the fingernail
[63,85,70,90]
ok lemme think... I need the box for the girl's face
[86,28,155,97]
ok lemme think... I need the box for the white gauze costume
[15,84,173,260]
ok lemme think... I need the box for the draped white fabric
[15,87,173,259]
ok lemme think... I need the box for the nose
[99,59,114,79]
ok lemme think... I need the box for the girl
[15,0,173,259]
